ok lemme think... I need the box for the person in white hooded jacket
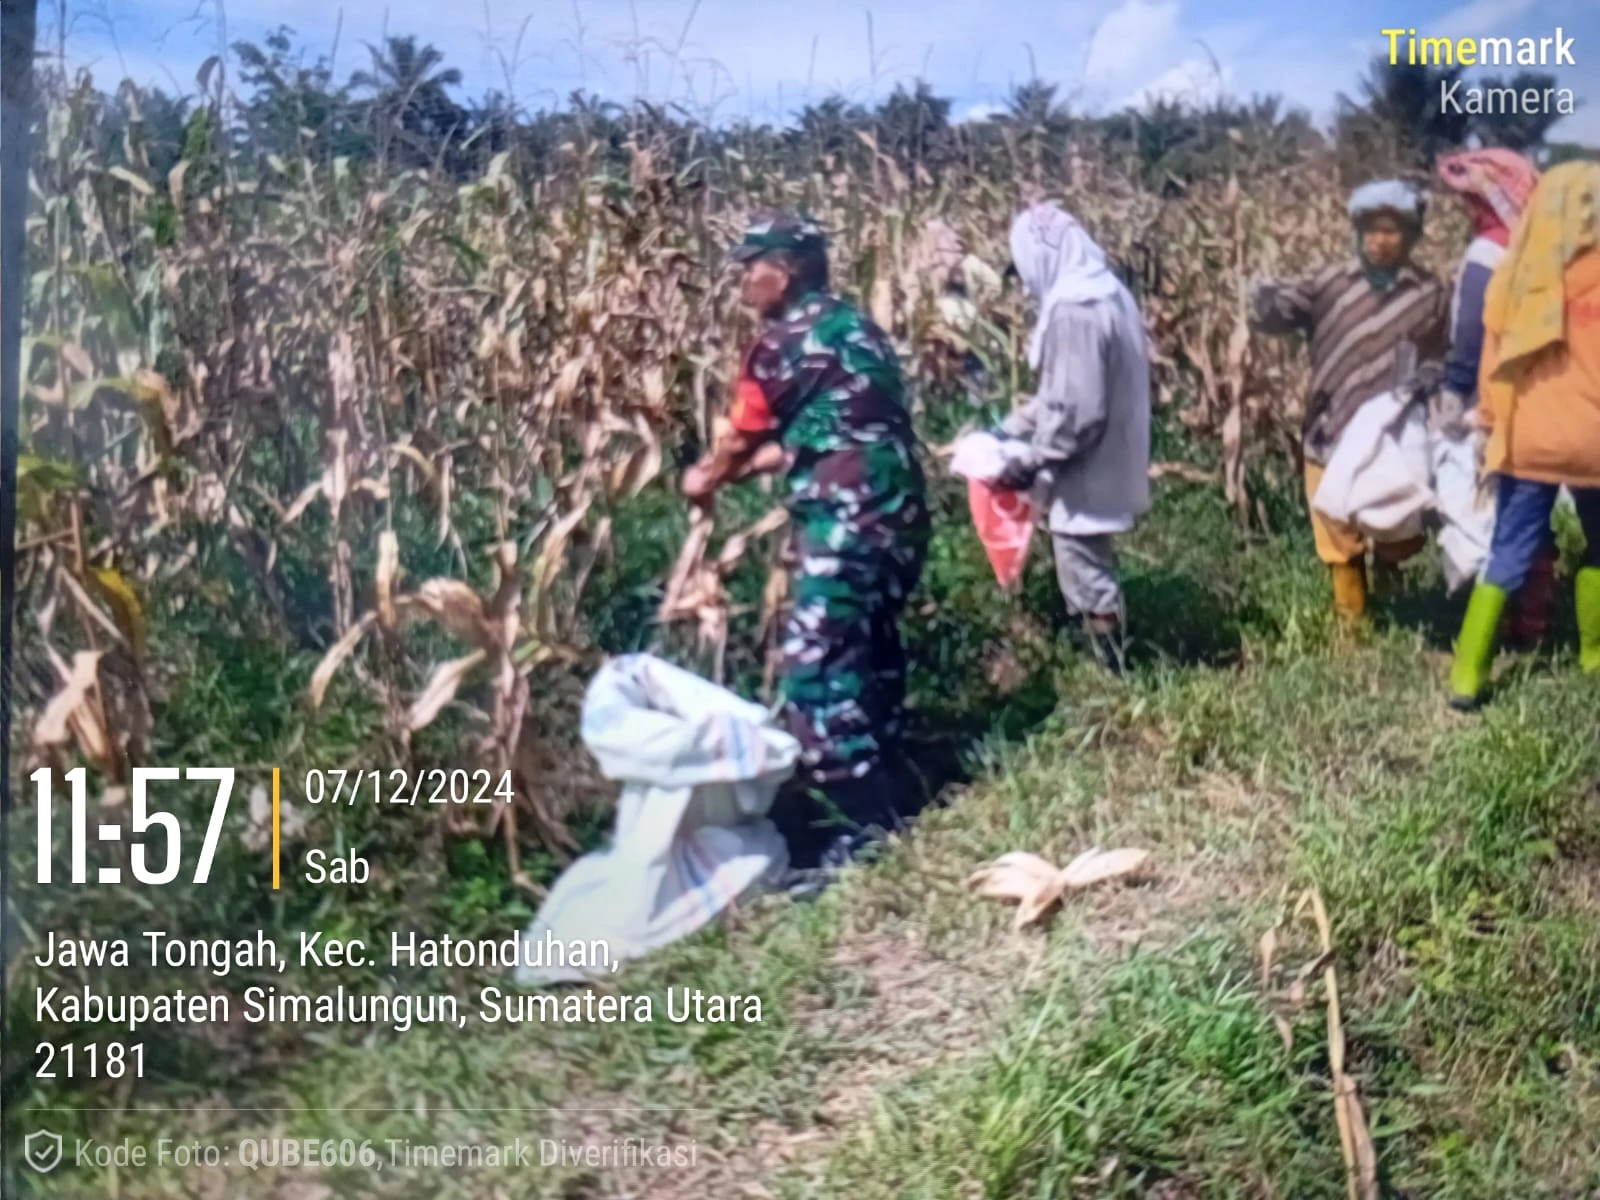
[990,201,1152,664]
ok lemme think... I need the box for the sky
[54,0,1600,143]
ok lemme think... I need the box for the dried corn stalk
[1259,889,1378,1200]
[658,506,790,683]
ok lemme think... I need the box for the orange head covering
[1437,148,1540,245]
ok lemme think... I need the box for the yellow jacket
[1481,248,1600,488]
[1479,162,1600,489]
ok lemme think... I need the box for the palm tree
[874,81,951,171]
[792,95,871,160]
[234,27,365,162]
[1473,72,1565,151]
[1005,80,1065,129]
[350,36,468,167]
[1334,55,1468,179]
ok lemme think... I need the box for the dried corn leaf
[376,531,401,632]
[34,646,116,776]
[389,442,441,496]
[758,563,789,638]
[1336,1075,1379,1200]
[328,334,358,421]
[1149,462,1216,484]
[717,507,789,570]
[411,579,492,647]
[1281,885,1377,1200]
[531,497,593,597]
[610,438,663,500]
[58,568,126,646]
[308,612,375,708]
[1259,925,1279,990]
[641,365,667,410]
[1221,402,1245,511]
[406,649,488,731]
[660,510,713,621]
[34,650,104,751]
[870,275,894,331]
[571,516,613,607]
[106,164,154,196]
[282,480,324,525]
[324,433,351,512]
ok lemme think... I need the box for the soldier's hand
[748,440,787,475]
[683,463,717,508]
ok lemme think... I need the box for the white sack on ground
[1431,429,1493,592]
[1313,390,1431,542]
[514,654,798,987]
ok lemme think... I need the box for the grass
[16,474,1600,1199]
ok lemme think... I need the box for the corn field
[12,69,1466,879]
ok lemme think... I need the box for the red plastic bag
[967,478,1037,588]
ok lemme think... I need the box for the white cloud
[959,101,1006,123]
[1084,0,1180,86]
[1125,54,1233,108]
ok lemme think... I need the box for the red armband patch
[729,375,775,434]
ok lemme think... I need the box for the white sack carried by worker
[1430,428,1493,592]
[514,654,797,987]
[949,429,1037,483]
[1312,389,1432,543]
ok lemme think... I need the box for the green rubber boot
[1577,568,1600,674]
[1450,582,1509,711]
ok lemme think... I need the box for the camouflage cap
[728,212,828,263]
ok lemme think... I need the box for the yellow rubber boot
[1449,583,1508,711]
[1330,561,1368,624]
[1577,568,1600,674]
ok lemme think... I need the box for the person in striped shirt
[1250,180,1451,624]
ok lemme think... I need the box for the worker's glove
[1400,360,1444,405]
[1428,388,1470,437]
[992,451,1042,492]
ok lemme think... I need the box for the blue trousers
[1482,476,1600,592]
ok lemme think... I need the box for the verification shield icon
[25,1129,64,1173]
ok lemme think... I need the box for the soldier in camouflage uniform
[683,213,930,866]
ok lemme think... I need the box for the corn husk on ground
[967,847,1153,930]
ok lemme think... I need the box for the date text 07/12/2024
[302,767,515,807]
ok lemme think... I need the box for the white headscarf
[1009,201,1122,369]
[1347,179,1425,226]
